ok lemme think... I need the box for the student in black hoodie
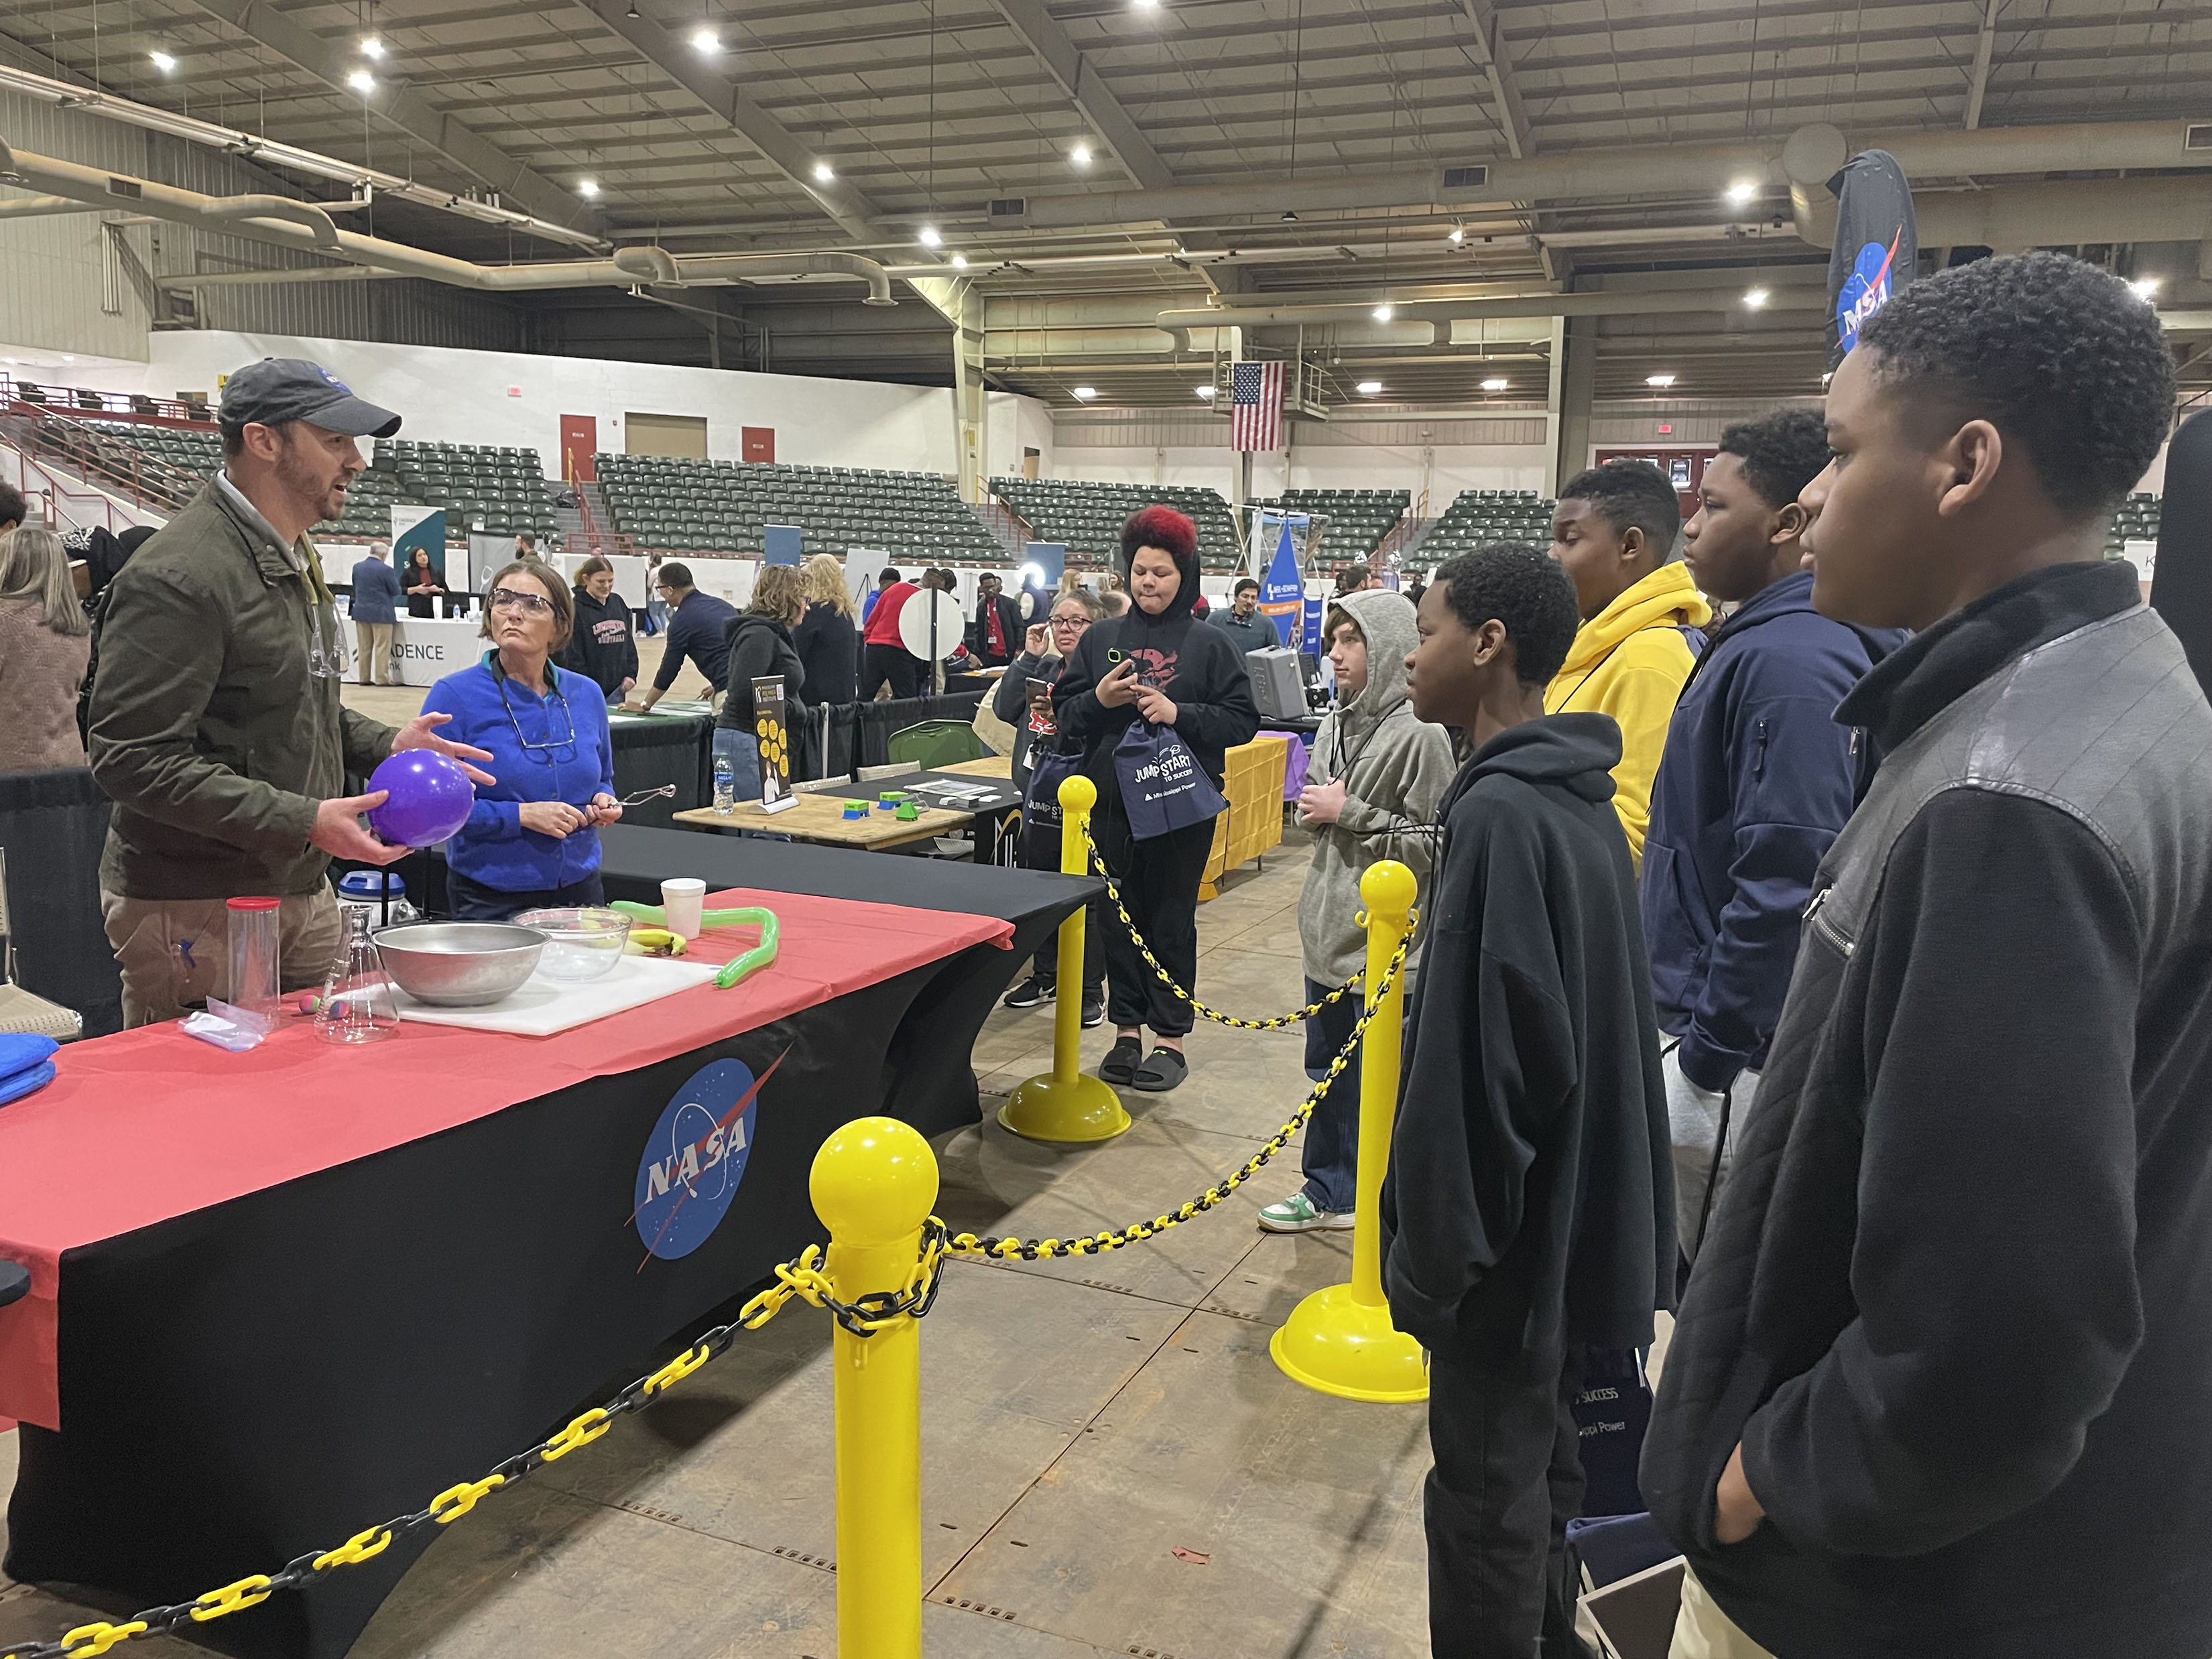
[1382,542,1674,1659]
[1643,254,2212,1659]
[1055,506,1259,1092]
[560,556,639,702]
[713,564,806,802]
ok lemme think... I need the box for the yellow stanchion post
[1268,860,1429,1403]
[811,1117,939,1659]
[1000,774,1131,1144]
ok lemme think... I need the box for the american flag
[1230,359,1284,452]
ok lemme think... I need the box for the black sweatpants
[861,643,920,701]
[1424,1350,1594,1659]
[1093,805,1213,1039]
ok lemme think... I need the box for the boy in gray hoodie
[1262,587,1459,1231]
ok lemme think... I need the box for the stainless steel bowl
[372,921,546,1007]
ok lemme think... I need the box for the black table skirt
[607,713,712,829]
[4,835,1093,1659]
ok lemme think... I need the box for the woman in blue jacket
[420,560,622,920]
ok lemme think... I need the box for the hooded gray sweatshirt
[1296,588,1460,985]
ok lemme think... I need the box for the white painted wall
[139,332,963,475]
[985,390,1056,482]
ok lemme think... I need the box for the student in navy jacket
[1640,410,1903,1260]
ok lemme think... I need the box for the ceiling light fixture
[918,225,942,247]
[812,161,835,182]
[1133,0,1160,11]
[149,48,177,73]
[1072,385,1098,400]
[577,178,600,198]
[690,25,719,52]
[1725,180,1758,205]
[950,253,969,268]
[346,68,375,93]
[2132,276,2160,300]
[1447,225,1464,245]
[1646,373,1676,388]
[1371,303,1394,322]
[1356,380,1383,395]
[1195,385,1216,399]
[1743,287,1770,308]
[359,34,385,59]
[1070,143,1092,168]
[1481,376,1508,391]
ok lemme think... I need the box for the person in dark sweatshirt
[1055,506,1260,1091]
[627,562,736,712]
[1642,409,1904,1263]
[713,563,806,802]
[1642,253,2212,1659]
[1382,541,1674,1659]
[560,555,639,702]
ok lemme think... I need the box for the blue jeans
[711,728,765,802]
[1300,975,1363,1213]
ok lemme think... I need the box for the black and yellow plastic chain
[0,1230,948,1659]
[1080,824,1402,1032]
[942,931,1410,1264]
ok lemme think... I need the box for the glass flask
[315,909,402,1044]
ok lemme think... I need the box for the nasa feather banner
[1828,149,1918,367]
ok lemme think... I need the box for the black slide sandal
[1099,1036,1143,1084]
[1131,1048,1188,1092]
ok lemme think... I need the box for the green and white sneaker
[1257,1192,1354,1233]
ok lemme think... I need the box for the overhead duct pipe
[0,62,607,253]
[0,141,896,305]
[0,193,105,220]
[1010,119,2212,231]
[1155,287,1828,353]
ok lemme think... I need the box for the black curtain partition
[0,767,122,1037]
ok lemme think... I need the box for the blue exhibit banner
[1259,521,1304,653]
[763,524,803,565]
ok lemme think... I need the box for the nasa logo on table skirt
[632,1051,784,1262]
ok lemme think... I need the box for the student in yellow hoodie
[1544,459,1711,865]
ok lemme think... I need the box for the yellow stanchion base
[1269,1284,1430,1403]
[999,1071,1131,1144]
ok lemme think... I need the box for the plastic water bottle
[713,751,735,814]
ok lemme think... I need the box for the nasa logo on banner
[1825,148,1917,366]
[632,1054,778,1262]
[1836,235,1903,357]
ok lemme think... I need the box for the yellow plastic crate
[1201,735,1290,899]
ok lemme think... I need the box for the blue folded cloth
[0,1032,58,1078]
[0,1033,60,1106]
[0,1060,54,1107]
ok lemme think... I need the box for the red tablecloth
[0,888,1009,1430]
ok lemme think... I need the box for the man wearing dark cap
[88,358,492,1027]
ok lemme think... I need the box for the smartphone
[1026,676,1053,708]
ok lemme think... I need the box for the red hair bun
[1121,504,1197,564]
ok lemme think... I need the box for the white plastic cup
[661,877,706,940]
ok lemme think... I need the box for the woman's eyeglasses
[1049,615,1091,631]
[489,587,554,615]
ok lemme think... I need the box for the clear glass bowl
[512,906,631,981]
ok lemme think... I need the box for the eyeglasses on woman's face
[489,586,554,615]
[1049,613,1091,633]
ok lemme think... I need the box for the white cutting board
[393,953,718,1036]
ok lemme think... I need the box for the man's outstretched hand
[311,792,404,864]
[391,711,497,787]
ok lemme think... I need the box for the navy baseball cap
[219,358,402,439]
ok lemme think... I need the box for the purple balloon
[365,750,475,847]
